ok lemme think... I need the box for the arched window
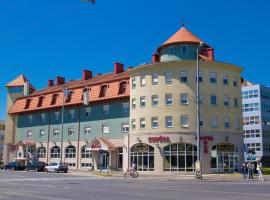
[99,85,107,97]
[130,143,154,171]
[81,145,92,158]
[163,143,197,172]
[50,146,60,158]
[65,145,76,158]
[118,81,127,94]
[37,147,46,158]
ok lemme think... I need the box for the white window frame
[180,93,188,105]
[132,98,136,109]
[140,118,146,129]
[102,124,110,134]
[140,96,146,108]
[165,72,172,84]
[181,115,189,128]
[68,127,75,136]
[122,102,129,113]
[180,71,188,83]
[152,74,159,85]
[210,72,217,84]
[27,130,32,139]
[121,123,129,133]
[84,126,91,135]
[53,129,60,137]
[152,95,158,107]
[165,116,173,128]
[132,78,136,89]
[151,117,158,129]
[103,105,110,115]
[131,119,136,130]
[39,129,45,138]
[165,93,173,106]
[141,75,146,87]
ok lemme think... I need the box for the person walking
[257,161,264,181]
[241,163,247,179]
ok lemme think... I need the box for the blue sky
[0,0,270,119]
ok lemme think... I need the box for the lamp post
[195,42,204,179]
[60,86,68,163]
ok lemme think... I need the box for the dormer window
[51,94,58,105]
[65,91,73,103]
[82,88,90,105]
[25,99,32,109]
[99,85,107,98]
[37,96,44,107]
[118,81,127,95]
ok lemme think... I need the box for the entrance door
[99,151,108,170]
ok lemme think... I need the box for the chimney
[56,76,65,86]
[152,53,160,63]
[114,62,124,74]
[48,80,54,87]
[82,70,93,81]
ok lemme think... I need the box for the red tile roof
[6,74,36,91]
[157,26,205,52]
[9,71,130,114]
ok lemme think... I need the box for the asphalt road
[0,170,270,200]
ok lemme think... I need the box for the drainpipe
[47,111,51,164]
[76,107,81,169]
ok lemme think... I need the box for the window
[40,113,46,122]
[102,124,110,134]
[246,143,261,152]
[99,85,107,97]
[140,118,145,129]
[243,129,261,139]
[53,129,60,137]
[165,116,173,128]
[27,130,32,139]
[223,75,228,85]
[51,94,58,105]
[210,72,217,84]
[132,98,136,109]
[165,72,172,84]
[65,145,76,158]
[234,118,240,129]
[37,96,44,107]
[132,78,136,89]
[181,115,189,128]
[39,129,45,138]
[141,75,146,87]
[165,93,173,106]
[234,98,238,108]
[242,103,260,112]
[233,77,238,87]
[169,46,174,55]
[224,95,229,106]
[122,102,129,113]
[122,123,129,133]
[118,81,127,94]
[81,145,92,158]
[84,126,91,135]
[152,95,158,107]
[152,117,158,129]
[181,45,188,54]
[25,99,31,109]
[180,93,188,105]
[85,106,91,116]
[50,146,60,158]
[140,96,146,108]
[131,119,136,129]
[180,71,188,83]
[211,116,218,128]
[200,116,204,127]
[65,91,73,103]
[68,128,75,136]
[211,95,217,105]
[152,74,159,85]
[195,71,203,82]
[28,115,33,123]
[54,111,60,121]
[225,117,230,128]
[37,147,46,158]
[243,116,260,125]
[103,105,110,115]
[68,109,75,119]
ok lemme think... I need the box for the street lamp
[60,86,68,163]
[195,42,204,179]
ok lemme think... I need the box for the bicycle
[124,168,139,178]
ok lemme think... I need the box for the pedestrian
[247,162,253,179]
[241,163,247,179]
[257,161,264,181]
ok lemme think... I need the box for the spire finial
[181,17,185,28]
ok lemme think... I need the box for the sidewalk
[68,170,269,182]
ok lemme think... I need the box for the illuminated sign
[148,136,170,143]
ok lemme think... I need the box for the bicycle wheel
[124,170,128,178]
[132,171,139,178]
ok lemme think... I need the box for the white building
[242,81,270,166]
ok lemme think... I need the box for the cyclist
[131,161,137,174]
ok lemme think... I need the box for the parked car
[26,161,47,172]
[44,162,68,173]
[4,162,25,170]
[0,161,4,169]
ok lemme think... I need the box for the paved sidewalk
[68,170,269,182]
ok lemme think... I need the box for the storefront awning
[86,137,117,151]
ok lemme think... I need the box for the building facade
[0,121,5,160]
[242,81,270,166]
[4,25,244,173]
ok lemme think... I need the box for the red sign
[89,139,101,149]
[148,136,170,143]
[195,136,214,141]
